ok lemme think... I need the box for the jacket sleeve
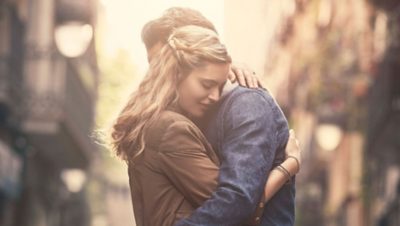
[176,91,282,226]
[158,120,219,208]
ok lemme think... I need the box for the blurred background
[0,0,399,226]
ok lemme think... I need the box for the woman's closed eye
[201,80,217,89]
[201,79,218,89]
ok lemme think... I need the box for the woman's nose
[208,88,220,103]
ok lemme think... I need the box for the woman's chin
[187,110,205,120]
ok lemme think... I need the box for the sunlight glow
[98,0,224,74]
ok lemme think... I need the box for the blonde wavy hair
[111,25,231,162]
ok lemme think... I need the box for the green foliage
[94,48,140,176]
[96,49,139,130]
[88,48,141,223]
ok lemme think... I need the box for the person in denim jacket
[133,7,300,226]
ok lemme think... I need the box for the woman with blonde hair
[111,25,300,226]
[112,25,230,225]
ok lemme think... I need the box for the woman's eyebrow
[200,78,218,85]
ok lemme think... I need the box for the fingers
[286,129,302,173]
[243,70,258,88]
[233,67,247,87]
[228,70,236,83]
[289,129,300,147]
[289,129,295,140]
[246,72,257,88]
[286,129,301,161]
[253,74,259,88]
[231,63,261,88]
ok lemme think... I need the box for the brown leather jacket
[128,110,220,226]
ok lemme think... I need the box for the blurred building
[225,0,399,225]
[0,0,98,226]
[269,0,400,225]
[365,1,400,225]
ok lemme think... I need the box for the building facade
[224,0,399,225]
[0,0,98,226]
[263,0,400,225]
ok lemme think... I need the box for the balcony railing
[22,52,98,169]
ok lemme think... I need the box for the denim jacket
[176,86,295,226]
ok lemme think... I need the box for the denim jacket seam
[217,88,283,155]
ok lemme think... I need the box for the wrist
[281,157,299,175]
